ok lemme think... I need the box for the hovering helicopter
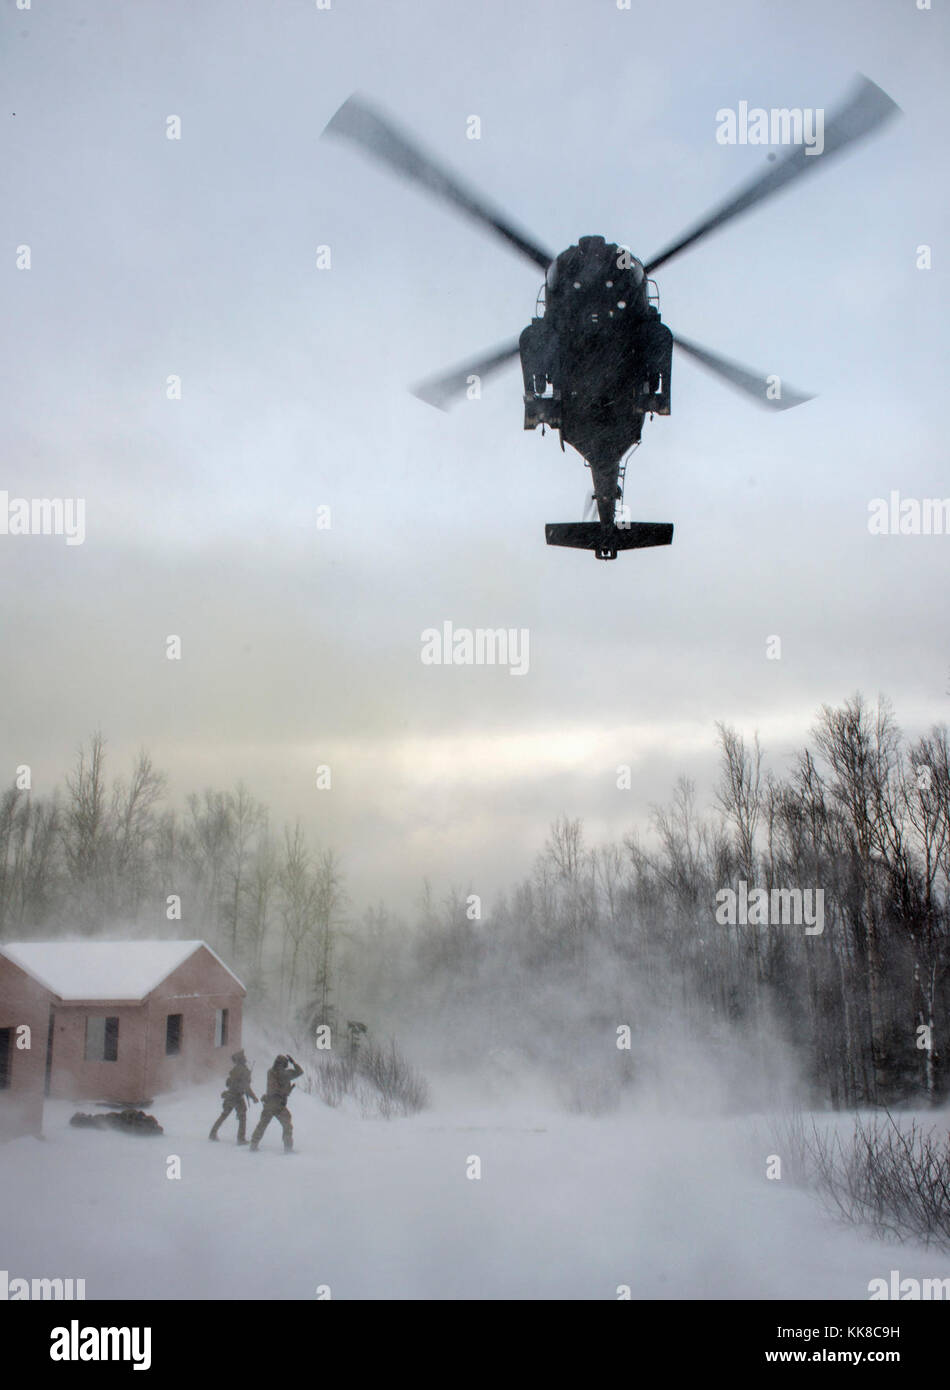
[322,77,899,560]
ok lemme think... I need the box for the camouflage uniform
[209,1050,258,1143]
[249,1055,303,1152]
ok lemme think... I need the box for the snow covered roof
[0,940,244,1002]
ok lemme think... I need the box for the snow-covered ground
[3,1070,950,1300]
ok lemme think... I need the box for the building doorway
[0,1027,11,1090]
[44,1010,55,1095]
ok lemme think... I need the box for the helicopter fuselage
[520,235,673,527]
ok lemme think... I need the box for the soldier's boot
[209,1114,225,1141]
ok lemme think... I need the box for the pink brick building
[0,954,49,1140]
[0,940,245,1137]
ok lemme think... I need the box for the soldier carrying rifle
[209,1049,258,1145]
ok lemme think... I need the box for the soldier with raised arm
[249,1054,303,1153]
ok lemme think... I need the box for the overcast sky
[2,0,948,913]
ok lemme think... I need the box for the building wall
[47,1002,149,1103]
[144,952,243,1094]
[49,945,244,1103]
[145,946,243,1094]
[0,958,49,1140]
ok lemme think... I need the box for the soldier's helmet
[231,1050,246,1063]
[274,1054,288,1068]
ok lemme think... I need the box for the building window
[214,1008,229,1048]
[165,1014,183,1056]
[85,1016,119,1062]
[0,1027,11,1089]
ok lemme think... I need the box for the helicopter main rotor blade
[644,75,900,275]
[673,334,814,410]
[323,96,554,272]
[412,339,522,410]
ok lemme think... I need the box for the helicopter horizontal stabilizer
[545,522,674,558]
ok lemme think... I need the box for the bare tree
[812,695,901,1100]
[185,789,234,947]
[62,732,110,923]
[715,723,765,1004]
[246,830,277,978]
[111,751,165,919]
[308,847,347,1030]
[220,783,266,964]
[278,822,318,1006]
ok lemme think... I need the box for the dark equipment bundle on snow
[70,1109,164,1136]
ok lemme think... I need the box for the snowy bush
[269,1024,429,1118]
[355,1038,430,1119]
[771,1109,950,1250]
[308,1054,354,1108]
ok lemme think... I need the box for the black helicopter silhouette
[322,77,899,560]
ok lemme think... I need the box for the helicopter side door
[519,319,561,429]
[635,317,673,415]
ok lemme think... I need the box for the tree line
[2,694,948,1109]
[0,733,344,1022]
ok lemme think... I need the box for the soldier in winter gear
[249,1054,303,1152]
[209,1049,259,1144]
